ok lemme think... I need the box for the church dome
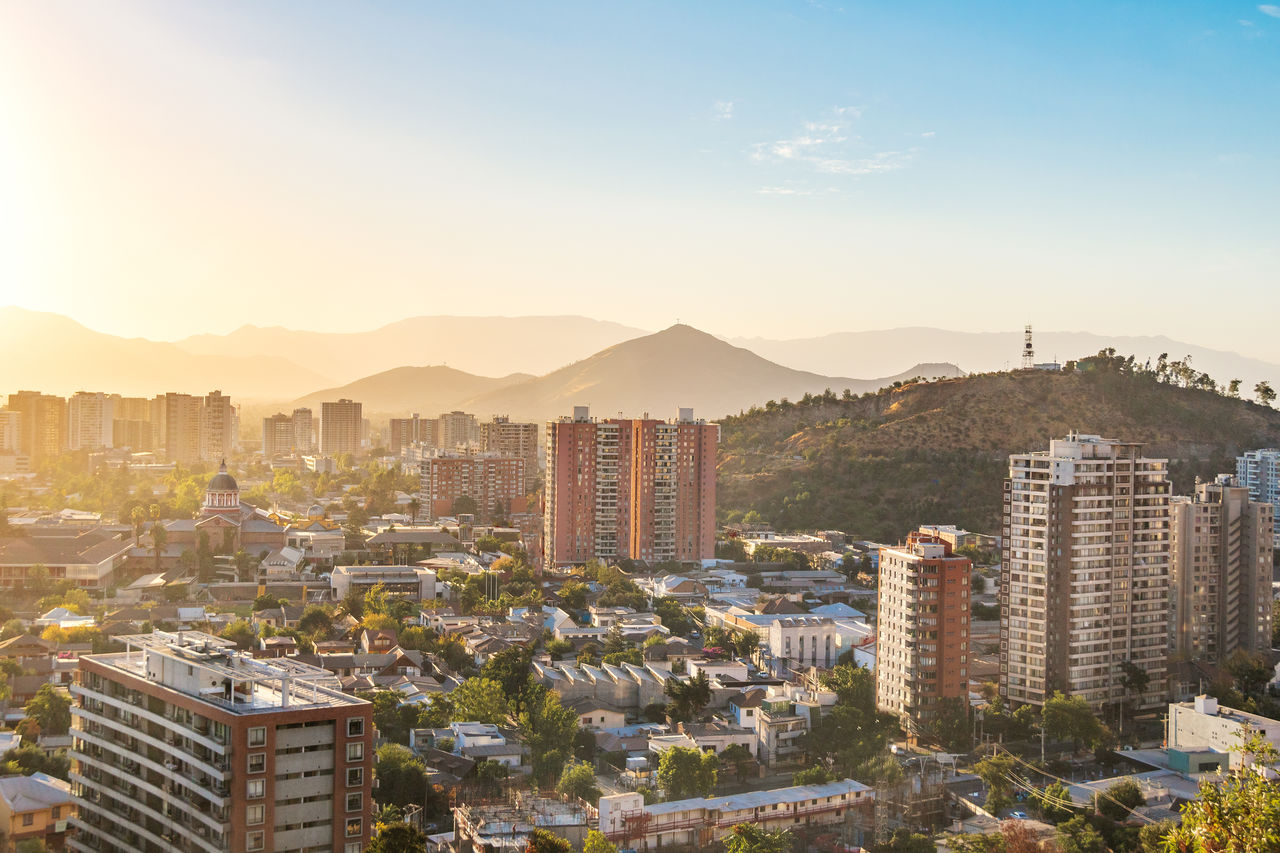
[308,504,324,518]
[208,461,238,492]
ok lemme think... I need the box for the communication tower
[1022,325,1035,370]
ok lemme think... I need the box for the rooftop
[643,778,872,816]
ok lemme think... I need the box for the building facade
[320,400,362,455]
[68,392,115,451]
[417,452,526,521]
[1170,475,1274,662]
[162,393,203,464]
[544,407,718,567]
[68,630,373,853]
[1236,448,1280,546]
[291,409,315,454]
[261,414,295,458]
[876,533,971,738]
[480,416,540,488]
[1000,433,1172,713]
[7,392,67,463]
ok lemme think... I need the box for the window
[248,726,266,747]
[247,830,265,851]
[247,804,265,826]
[51,807,61,819]
[247,779,265,799]
[346,792,362,813]
[346,817,363,838]
[248,753,266,773]
[347,742,364,762]
[347,718,364,737]
[347,767,363,787]
[22,814,33,826]
[346,844,363,853]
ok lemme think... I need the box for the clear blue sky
[1,1,1277,359]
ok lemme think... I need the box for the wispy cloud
[921,130,937,138]
[749,106,920,181]
[712,100,735,121]
[1239,19,1256,26]
[1260,4,1280,17]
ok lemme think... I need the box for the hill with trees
[717,351,1280,540]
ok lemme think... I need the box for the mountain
[0,307,329,399]
[177,315,648,384]
[292,366,534,415]
[457,324,962,422]
[730,328,1280,393]
[717,359,1280,542]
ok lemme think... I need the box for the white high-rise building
[68,392,115,451]
[1236,448,1280,546]
[1000,433,1172,712]
[292,408,315,454]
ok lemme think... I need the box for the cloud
[749,106,920,180]
[921,130,936,138]
[1260,4,1280,17]
[712,100,734,121]
[1239,19,1256,26]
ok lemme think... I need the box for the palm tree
[130,506,148,547]
[151,521,168,574]
[407,497,421,525]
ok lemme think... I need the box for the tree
[526,829,572,853]
[1224,649,1273,698]
[721,742,757,785]
[878,829,935,853]
[150,521,167,574]
[1228,378,1242,398]
[452,495,479,517]
[373,744,428,807]
[724,823,791,853]
[557,761,601,802]
[792,765,834,786]
[368,822,429,853]
[1042,692,1105,751]
[1255,380,1276,407]
[130,505,148,547]
[974,753,1018,815]
[558,582,588,612]
[407,498,421,525]
[1030,781,1075,823]
[220,619,257,650]
[583,830,618,853]
[519,688,579,785]
[1118,660,1149,733]
[664,671,711,722]
[25,564,51,599]
[1095,778,1144,822]
[656,746,718,800]
[24,684,71,736]
[298,605,333,637]
[1165,735,1280,850]
[930,695,971,752]
[1055,816,1106,853]
[480,647,534,705]
[474,758,510,797]
[253,593,282,611]
[450,678,511,724]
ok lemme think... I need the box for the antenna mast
[1022,325,1035,370]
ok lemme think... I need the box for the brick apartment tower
[544,407,718,567]
[999,433,1172,713]
[1171,475,1274,662]
[68,631,373,853]
[875,532,971,740]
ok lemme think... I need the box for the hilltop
[717,360,1280,541]
[293,366,534,415]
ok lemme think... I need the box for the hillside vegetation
[717,354,1280,541]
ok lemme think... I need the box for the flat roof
[644,778,872,815]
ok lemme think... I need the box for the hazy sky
[2,2,1278,358]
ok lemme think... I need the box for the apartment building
[598,779,873,851]
[437,411,479,450]
[200,391,235,463]
[877,532,971,738]
[320,400,362,455]
[544,407,718,567]
[388,415,427,457]
[0,410,20,454]
[417,452,526,521]
[1170,475,1274,662]
[7,392,67,463]
[292,409,315,454]
[162,393,203,464]
[68,630,373,853]
[1236,448,1280,546]
[68,392,115,451]
[261,414,295,458]
[480,416,540,488]
[1000,433,1172,713]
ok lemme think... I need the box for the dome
[208,460,239,492]
[308,504,324,518]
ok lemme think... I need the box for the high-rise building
[437,411,479,450]
[1236,448,1280,546]
[418,452,526,521]
[1171,475,1274,662]
[876,531,971,740]
[261,414,295,458]
[480,416,540,489]
[163,393,203,464]
[68,392,115,451]
[0,410,22,454]
[320,400,362,455]
[544,407,717,567]
[291,409,315,454]
[200,391,234,463]
[1000,433,1172,713]
[7,392,67,463]
[111,396,155,452]
[69,630,373,853]
[388,415,425,457]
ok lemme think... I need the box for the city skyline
[3,2,1279,353]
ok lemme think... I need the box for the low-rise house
[0,527,132,591]
[33,607,95,630]
[567,698,627,730]
[533,661,672,712]
[0,771,74,851]
[598,778,874,850]
[330,565,438,601]
[251,605,305,631]
[260,545,305,578]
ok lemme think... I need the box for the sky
[1,2,1278,359]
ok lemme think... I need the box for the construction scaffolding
[453,789,597,853]
[873,755,949,844]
